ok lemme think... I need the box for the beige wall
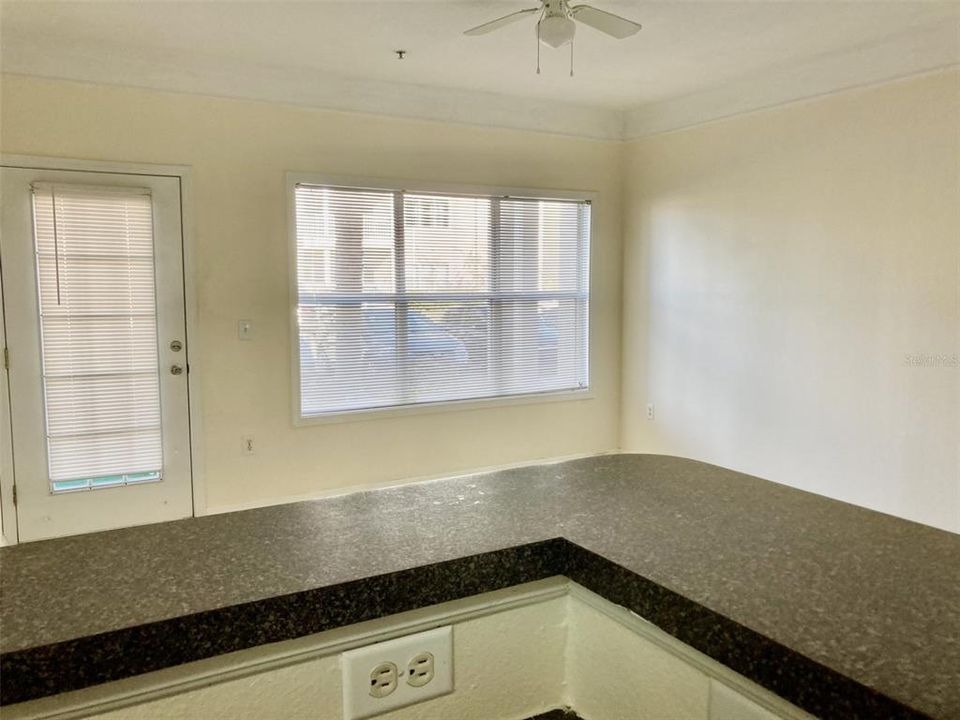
[566,597,709,720]
[0,74,623,512]
[2,69,956,532]
[621,69,960,532]
[564,593,808,720]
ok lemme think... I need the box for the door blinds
[31,183,163,491]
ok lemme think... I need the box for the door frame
[0,155,205,544]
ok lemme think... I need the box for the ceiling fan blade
[464,7,540,36]
[570,4,641,39]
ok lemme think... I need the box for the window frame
[286,173,595,426]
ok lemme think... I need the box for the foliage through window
[293,184,590,417]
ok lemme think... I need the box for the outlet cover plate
[341,626,453,720]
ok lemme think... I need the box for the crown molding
[623,23,960,140]
[0,40,624,141]
[2,21,956,143]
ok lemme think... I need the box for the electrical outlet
[406,651,434,687]
[369,662,398,699]
[241,436,255,456]
[646,403,655,420]
[341,626,453,720]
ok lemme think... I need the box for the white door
[0,166,193,541]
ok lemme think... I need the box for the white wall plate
[341,625,453,720]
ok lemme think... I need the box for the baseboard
[204,450,617,516]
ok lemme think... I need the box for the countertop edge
[0,537,931,720]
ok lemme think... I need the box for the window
[31,184,164,492]
[292,182,591,418]
[405,196,450,228]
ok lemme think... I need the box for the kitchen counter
[1,454,957,718]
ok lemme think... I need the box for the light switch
[238,319,254,341]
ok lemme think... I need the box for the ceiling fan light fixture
[538,15,576,48]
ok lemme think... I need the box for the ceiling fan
[464,0,641,74]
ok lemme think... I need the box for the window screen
[293,184,590,417]
[31,184,162,492]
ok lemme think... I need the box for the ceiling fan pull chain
[570,36,575,76]
[536,21,541,74]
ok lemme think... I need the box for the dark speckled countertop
[1,454,958,718]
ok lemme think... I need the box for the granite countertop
[1,454,958,719]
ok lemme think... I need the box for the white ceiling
[2,1,958,139]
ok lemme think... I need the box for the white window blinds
[31,184,163,492]
[294,184,590,417]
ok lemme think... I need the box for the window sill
[294,388,594,427]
